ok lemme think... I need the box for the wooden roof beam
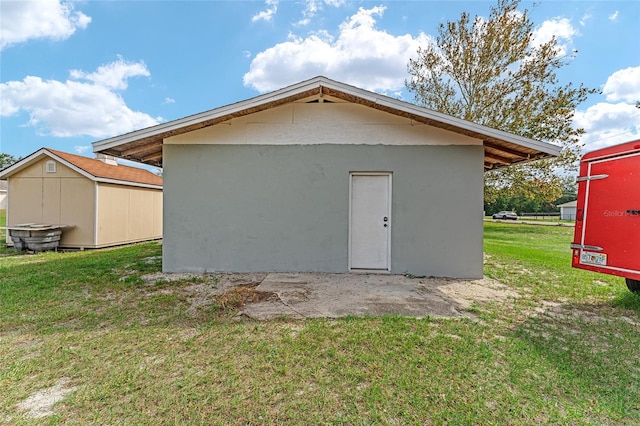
[484,151,512,165]
[142,151,163,162]
[122,141,163,157]
[483,141,529,158]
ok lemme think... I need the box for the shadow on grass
[0,238,21,256]
[611,290,640,311]
[509,298,640,423]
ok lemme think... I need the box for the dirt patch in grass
[215,283,278,311]
[534,301,640,327]
[16,377,76,419]
[140,272,274,316]
[438,277,521,309]
[141,272,203,284]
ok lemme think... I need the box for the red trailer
[571,139,640,293]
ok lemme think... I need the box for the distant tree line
[484,175,577,215]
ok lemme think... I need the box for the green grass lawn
[1,223,639,424]
[0,208,20,256]
[0,208,8,254]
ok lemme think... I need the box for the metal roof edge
[371,96,561,156]
[92,76,330,153]
[282,76,561,156]
[321,79,562,156]
[92,75,561,157]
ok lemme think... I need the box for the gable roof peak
[93,75,561,170]
[0,147,162,188]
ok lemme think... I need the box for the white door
[349,173,391,271]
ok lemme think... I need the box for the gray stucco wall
[163,144,484,278]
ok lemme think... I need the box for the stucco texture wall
[163,144,484,278]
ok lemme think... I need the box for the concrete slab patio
[239,273,518,320]
[142,270,519,320]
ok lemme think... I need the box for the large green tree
[406,0,596,203]
[0,153,20,170]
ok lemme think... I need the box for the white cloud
[0,59,160,138]
[302,0,319,16]
[531,17,577,56]
[609,11,619,22]
[163,97,175,105]
[579,12,592,27]
[0,0,91,50]
[69,57,150,90]
[602,66,640,103]
[252,0,278,23]
[297,0,345,25]
[574,102,640,150]
[295,0,318,26]
[573,66,640,151]
[74,145,89,154]
[244,6,431,93]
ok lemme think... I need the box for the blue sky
[1,0,639,164]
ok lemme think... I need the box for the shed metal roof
[93,75,561,170]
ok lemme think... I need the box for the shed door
[349,173,391,271]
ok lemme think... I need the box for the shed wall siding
[96,183,162,247]
[163,144,484,278]
[560,207,577,220]
[6,158,96,247]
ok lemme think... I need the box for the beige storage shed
[0,148,162,249]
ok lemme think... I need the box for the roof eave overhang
[92,76,561,170]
